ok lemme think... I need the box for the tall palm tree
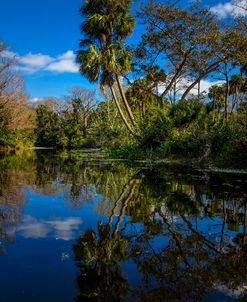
[229,74,246,112]
[208,85,225,111]
[77,0,141,141]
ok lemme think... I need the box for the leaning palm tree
[77,0,141,141]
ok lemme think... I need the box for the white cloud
[29,97,44,103]
[0,50,17,59]
[211,0,247,18]
[158,78,224,100]
[12,50,79,74]
[45,59,79,73]
[58,50,76,60]
[20,53,53,67]
[47,217,83,240]
[191,79,224,94]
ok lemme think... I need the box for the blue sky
[0,0,246,101]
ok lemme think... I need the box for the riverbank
[55,148,247,175]
[1,146,246,174]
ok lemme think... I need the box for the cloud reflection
[17,215,83,240]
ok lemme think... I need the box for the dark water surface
[0,150,247,302]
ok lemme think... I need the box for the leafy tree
[0,42,35,148]
[65,87,97,138]
[35,105,62,147]
[136,1,225,102]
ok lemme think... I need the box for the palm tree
[208,85,225,111]
[229,74,246,112]
[77,0,141,141]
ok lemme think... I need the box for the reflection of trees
[130,203,247,302]
[73,166,247,301]
[0,153,36,253]
[73,223,129,302]
[1,151,247,300]
[34,152,98,206]
[130,170,247,301]
[73,173,140,302]
[34,152,137,210]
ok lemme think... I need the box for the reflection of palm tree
[73,225,129,302]
[73,175,139,301]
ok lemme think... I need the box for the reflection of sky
[0,184,104,301]
[1,168,246,302]
[16,215,83,240]
[22,188,102,231]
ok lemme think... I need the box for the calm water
[0,150,247,302]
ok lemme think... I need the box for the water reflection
[72,167,247,301]
[0,151,246,301]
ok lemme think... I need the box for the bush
[168,100,206,128]
[0,129,35,149]
[212,114,247,167]
[162,129,202,158]
[106,144,145,160]
[140,108,172,147]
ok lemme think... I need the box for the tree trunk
[198,80,200,101]
[173,81,176,105]
[224,64,229,122]
[83,115,88,137]
[180,60,223,101]
[160,51,190,99]
[115,74,136,127]
[236,87,239,112]
[110,85,142,142]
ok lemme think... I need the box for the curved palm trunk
[110,85,142,142]
[113,181,137,237]
[108,178,136,225]
[236,87,239,112]
[115,74,136,127]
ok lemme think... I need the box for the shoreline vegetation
[0,1,246,171]
[2,147,247,176]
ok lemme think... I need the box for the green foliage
[106,144,145,160]
[212,113,247,168]
[140,108,172,147]
[77,0,134,88]
[35,105,61,147]
[168,100,207,128]
[162,130,200,158]
[106,99,246,168]
[91,99,134,148]
[0,129,35,148]
[35,105,96,149]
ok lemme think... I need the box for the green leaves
[77,0,134,87]
[77,44,101,82]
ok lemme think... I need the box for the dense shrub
[140,108,172,147]
[211,114,247,167]
[0,129,35,149]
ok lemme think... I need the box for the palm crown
[77,0,134,88]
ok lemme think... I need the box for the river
[0,150,246,301]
